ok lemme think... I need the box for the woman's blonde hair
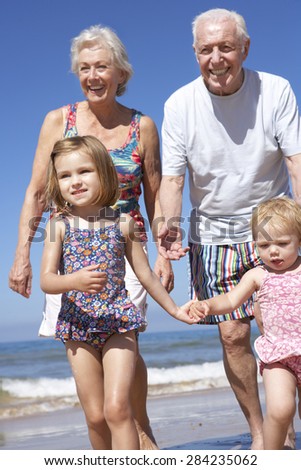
[251,196,301,241]
[70,25,133,96]
[46,135,120,212]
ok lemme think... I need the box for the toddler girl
[190,197,301,450]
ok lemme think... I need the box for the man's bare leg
[218,318,264,450]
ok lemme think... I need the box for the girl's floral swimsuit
[55,215,147,350]
[255,267,301,384]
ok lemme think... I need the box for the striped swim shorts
[189,241,262,324]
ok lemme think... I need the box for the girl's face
[78,46,125,103]
[55,151,101,209]
[256,224,301,273]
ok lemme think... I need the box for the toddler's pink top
[254,267,301,363]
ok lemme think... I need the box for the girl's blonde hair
[251,196,301,241]
[46,135,120,212]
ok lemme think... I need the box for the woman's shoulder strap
[63,103,79,137]
[130,109,143,140]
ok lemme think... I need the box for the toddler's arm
[190,267,263,318]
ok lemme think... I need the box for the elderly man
[159,8,301,449]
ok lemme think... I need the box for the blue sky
[2,0,301,342]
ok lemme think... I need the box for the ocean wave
[148,361,229,395]
[0,377,78,419]
[0,361,231,418]
[0,396,79,419]
[1,377,76,398]
[1,362,227,398]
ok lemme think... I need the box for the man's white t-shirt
[162,69,301,244]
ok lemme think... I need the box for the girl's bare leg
[102,331,139,450]
[66,341,111,449]
[263,364,296,450]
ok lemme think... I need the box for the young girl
[40,135,198,450]
[190,197,301,450]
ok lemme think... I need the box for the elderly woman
[9,25,173,449]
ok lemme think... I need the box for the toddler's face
[256,224,300,273]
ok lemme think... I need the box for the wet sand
[1,384,300,451]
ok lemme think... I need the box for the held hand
[72,264,107,293]
[189,300,211,320]
[157,223,189,261]
[153,254,174,292]
[9,258,32,298]
[174,300,201,325]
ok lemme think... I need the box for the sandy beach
[1,383,300,451]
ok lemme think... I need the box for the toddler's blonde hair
[251,196,301,241]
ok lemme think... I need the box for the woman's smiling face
[78,46,125,102]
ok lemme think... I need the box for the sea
[0,327,261,421]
